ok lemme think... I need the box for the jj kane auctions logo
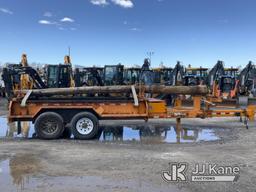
[162,162,240,182]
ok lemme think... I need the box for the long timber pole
[14,85,208,97]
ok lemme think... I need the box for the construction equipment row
[1,55,256,100]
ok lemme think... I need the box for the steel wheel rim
[76,118,94,135]
[40,119,58,135]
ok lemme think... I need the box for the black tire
[71,112,99,140]
[34,112,64,139]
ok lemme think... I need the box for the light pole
[147,51,154,65]
[68,46,71,57]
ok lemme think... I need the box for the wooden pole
[14,85,208,97]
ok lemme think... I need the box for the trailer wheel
[34,112,64,139]
[71,112,99,140]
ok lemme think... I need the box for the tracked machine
[74,67,104,87]
[123,67,141,85]
[184,66,208,86]
[103,64,124,86]
[207,61,238,99]
[152,67,173,85]
[170,61,185,86]
[0,66,6,97]
[2,55,77,99]
[237,61,256,97]
[139,59,154,86]
[2,54,47,99]
[43,55,75,88]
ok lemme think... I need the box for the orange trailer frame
[7,93,256,139]
[9,95,255,122]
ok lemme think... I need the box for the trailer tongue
[8,85,256,140]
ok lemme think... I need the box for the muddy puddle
[98,124,219,143]
[0,154,42,191]
[0,155,183,192]
[0,116,221,143]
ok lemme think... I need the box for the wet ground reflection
[0,155,42,191]
[0,117,35,138]
[0,156,181,192]
[98,125,219,143]
[0,116,220,143]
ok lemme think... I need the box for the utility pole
[147,51,154,65]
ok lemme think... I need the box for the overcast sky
[0,0,255,68]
